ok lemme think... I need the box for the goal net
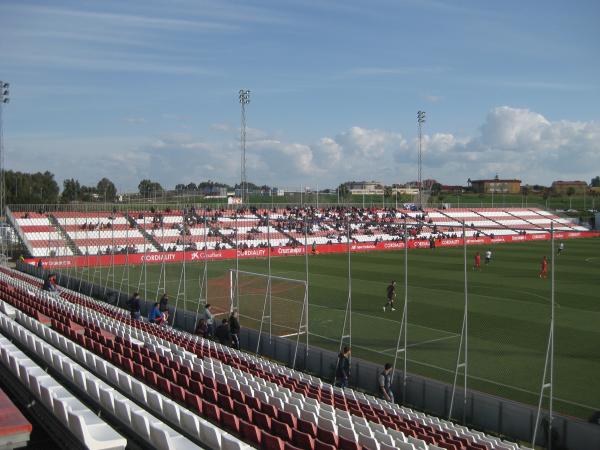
[228,269,308,341]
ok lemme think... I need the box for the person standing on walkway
[379,363,394,403]
[336,346,351,388]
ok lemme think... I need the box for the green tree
[61,178,81,203]
[138,179,163,198]
[97,177,117,202]
[431,182,442,197]
[591,176,600,187]
[337,183,350,199]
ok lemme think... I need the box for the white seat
[221,433,249,450]
[300,409,318,424]
[358,432,380,450]
[353,422,372,437]
[199,421,221,449]
[337,425,357,441]
[68,410,127,450]
[131,411,151,440]
[407,435,428,449]
[396,441,417,450]
[374,430,395,446]
[180,410,200,438]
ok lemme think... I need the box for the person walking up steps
[383,280,396,312]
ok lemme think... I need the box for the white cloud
[6,106,599,191]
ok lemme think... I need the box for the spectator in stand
[194,319,208,338]
[203,304,215,337]
[159,293,169,319]
[336,346,351,388]
[37,259,43,268]
[230,310,240,349]
[42,273,58,292]
[215,318,231,345]
[148,302,162,324]
[128,292,141,320]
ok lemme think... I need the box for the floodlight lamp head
[2,98,8,104]
[2,83,8,89]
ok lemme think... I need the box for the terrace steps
[48,214,83,256]
[125,213,164,252]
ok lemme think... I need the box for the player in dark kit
[383,281,396,312]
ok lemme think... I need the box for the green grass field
[63,238,600,420]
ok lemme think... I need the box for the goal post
[228,269,309,363]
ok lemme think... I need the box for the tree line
[2,170,599,205]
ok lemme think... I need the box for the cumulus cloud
[6,106,599,191]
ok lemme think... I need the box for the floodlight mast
[239,90,250,204]
[417,110,426,208]
[0,81,9,258]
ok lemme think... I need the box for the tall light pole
[417,110,426,208]
[0,81,9,257]
[239,89,250,204]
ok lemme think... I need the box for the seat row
[0,318,127,449]
[2,267,530,450]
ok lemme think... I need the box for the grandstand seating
[0,266,532,449]
[8,206,589,258]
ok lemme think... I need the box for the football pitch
[65,238,600,420]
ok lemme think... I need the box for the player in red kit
[539,256,548,279]
[473,252,481,271]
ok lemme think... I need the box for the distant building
[471,179,521,194]
[391,187,418,195]
[347,181,384,195]
[440,185,464,194]
[203,186,227,197]
[406,179,438,189]
[551,181,588,195]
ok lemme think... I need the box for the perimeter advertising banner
[26,231,599,269]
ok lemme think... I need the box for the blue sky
[1,0,599,191]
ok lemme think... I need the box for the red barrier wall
[26,231,599,269]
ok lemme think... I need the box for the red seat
[338,436,361,450]
[316,429,337,447]
[157,376,172,396]
[217,393,234,412]
[145,371,158,386]
[261,403,278,419]
[271,419,292,441]
[221,410,240,434]
[278,410,297,429]
[262,432,285,450]
[217,382,230,396]
[292,429,314,450]
[240,420,262,446]
[185,392,202,414]
[297,418,317,437]
[203,401,220,423]
[132,363,145,379]
[231,388,245,403]
[315,440,336,450]
[189,380,203,396]
[246,395,261,411]
[176,373,190,389]
[284,442,303,450]
[202,388,218,404]
[253,411,272,432]
[171,385,185,404]
[233,400,252,422]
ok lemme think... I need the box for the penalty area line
[279,331,307,338]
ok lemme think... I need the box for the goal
[228,269,308,359]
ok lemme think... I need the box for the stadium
[1,2,600,450]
